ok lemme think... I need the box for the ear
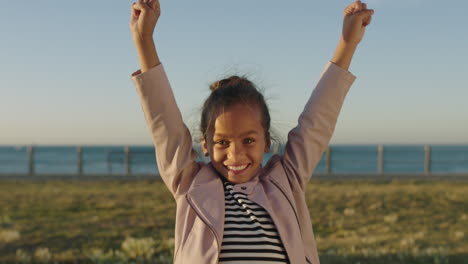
[201,137,209,156]
[264,136,271,153]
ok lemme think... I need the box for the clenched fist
[342,1,374,45]
[130,0,161,40]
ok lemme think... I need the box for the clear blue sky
[1,0,467,145]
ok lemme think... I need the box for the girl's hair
[200,75,271,143]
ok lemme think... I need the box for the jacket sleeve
[281,62,356,191]
[131,64,200,197]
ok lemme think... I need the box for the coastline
[2,173,468,182]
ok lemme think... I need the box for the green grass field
[0,179,467,263]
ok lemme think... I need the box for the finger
[355,3,362,12]
[151,0,160,10]
[363,16,372,27]
[344,1,363,15]
[359,9,374,17]
[145,0,156,10]
[145,0,152,9]
[130,2,136,18]
[132,3,142,12]
[344,4,357,15]
[147,0,159,11]
[131,2,142,16]
[358,1,366,12]
[134,0,149,12]
[359,9,374,25]
[138,0,147,8]
[355,0,362,10]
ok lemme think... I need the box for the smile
[225,164,250,174]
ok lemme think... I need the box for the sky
[1,0,467,146]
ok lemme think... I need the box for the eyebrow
[214,130,259,138]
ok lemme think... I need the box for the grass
[0,179,467,263]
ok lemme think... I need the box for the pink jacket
[131,62,355,264]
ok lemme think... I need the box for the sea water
[0,145,467,175]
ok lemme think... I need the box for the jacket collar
[221,167,261,195]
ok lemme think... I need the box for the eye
[215,139,229,146]
[243,138,255,144]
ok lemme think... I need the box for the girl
[129,1,374,263]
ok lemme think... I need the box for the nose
[227,142,245,161]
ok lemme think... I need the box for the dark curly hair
[200,75,271,145]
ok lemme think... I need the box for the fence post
[77,146,83,175]
[124,146,131,176]
[325,146,332,175]
[107,151,112,174]
[378,145,384,175]
[424,145,431,175]
[27,146,35,175]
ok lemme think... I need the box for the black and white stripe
[219,181,289,263]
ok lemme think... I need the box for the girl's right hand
[130,0,161,40]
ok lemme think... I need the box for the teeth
[227,165,248,171]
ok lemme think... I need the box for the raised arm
[130,0,200,197]
[130,0,161,72]
[281,1,374,190]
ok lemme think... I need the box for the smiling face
[202,103,270,184]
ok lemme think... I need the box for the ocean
[0,145,467,175]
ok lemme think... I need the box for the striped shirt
[219,180,289,263]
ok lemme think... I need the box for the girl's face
[202,103,270,184]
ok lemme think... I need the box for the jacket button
[241,186,247,190]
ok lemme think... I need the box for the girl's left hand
[342,1,374,45]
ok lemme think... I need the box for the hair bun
[209,81,222,92]
[209,76,245,92]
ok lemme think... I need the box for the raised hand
[130,0,161,40]
[330,1,375,70]
[342,1,374,45]
[129,0,161,72]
